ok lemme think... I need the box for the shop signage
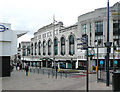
[112,12,120,15]
[115,50,120,52]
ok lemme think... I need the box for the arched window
[54,38,58,55]
[38,41,41,55]
[27,46,30,56]
[61,37,65,55]
[69,35,75,55]
[48,39,51,55]
[31,43,33,55]
[43,41,46,55]
[22,46,26,56]
[35,42,37,55]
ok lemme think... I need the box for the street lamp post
[86,43,89,92]
[52,16,57,68]
[105,0,111,86]
[95,40,99,82]
[81,34,88,91]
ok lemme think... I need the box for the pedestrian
[17,63,20,71]
[56,65,58,72]
[23,62,26,69]
[25,65,29,76]
[19,63,22,70]
[10,64,14,72]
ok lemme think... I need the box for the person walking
[25,65,29,76]
[56,65,58,73]
[17,63,20,71]
[10,64,14,72]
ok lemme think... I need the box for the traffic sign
[80,34,88,48]
[81,47,87,50]
[81,38,88,43]
[77,43,87,46]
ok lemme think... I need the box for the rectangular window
[39,35,41,39]
[95,21,103,33]
[95,21,103,46]
[113,20,120,46]
[47,32,49,37]
[50,32,52,36]
[23,46,26,56]
[90,23,92,46]
[55,30,58,35]
[42,33,46,38]
[82,24,87,34]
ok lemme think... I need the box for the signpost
[80,34,95,91]
[80,34,89,92]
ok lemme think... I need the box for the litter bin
[112,71,120,92]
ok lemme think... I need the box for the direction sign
[81,38,88,43]
[81,34,88,43]
[77,43,87,46]
[80,34,88,48]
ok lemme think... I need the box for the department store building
[20,2,120,70]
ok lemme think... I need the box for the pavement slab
[2,69,112,91]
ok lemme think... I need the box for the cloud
[0,0,119,45]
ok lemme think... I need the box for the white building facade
[22,22,78,69]
[20,2,120,70]
[77,2,120,70]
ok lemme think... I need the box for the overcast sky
[0,0,119,45]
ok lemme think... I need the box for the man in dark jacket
[25,65,29,76]
[56,65,58,72]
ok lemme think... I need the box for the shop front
[78,60,86,70]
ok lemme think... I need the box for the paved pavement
[2,68,112,91]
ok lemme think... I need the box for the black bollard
[65,73,67,78]
[38,68,39,74]
[56,72,57,79]
[52,71,54,78]
[48,70,50,78]
[60,73,62,79]
[43,69,44,75]
[34,68,35,73]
